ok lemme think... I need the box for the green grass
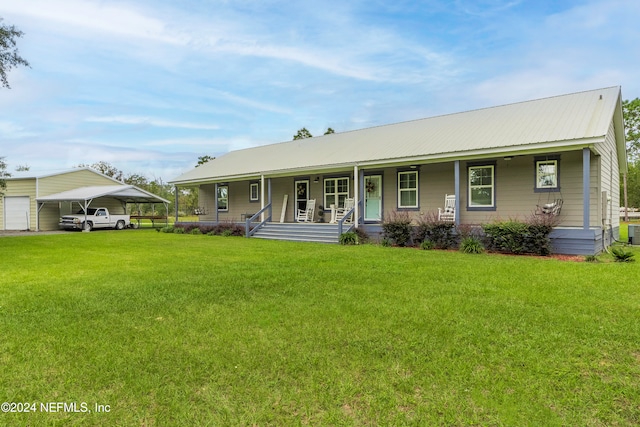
[1,231,639,425]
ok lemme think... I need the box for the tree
[623,98,640,161]
[0,157,9,195]
[196,155,215,167]
[77,161,125,181]
[293,127,313,140]
[324,127,335,135]
[0,18,30,89]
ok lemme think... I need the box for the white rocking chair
[438,194,456,222]
[297,199,316,222]
[335,198,355,223]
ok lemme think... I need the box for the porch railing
[338,206,356,236]
[245,203,272,237]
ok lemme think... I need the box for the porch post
[214,183,219,223]
[268,178,272,221]
[354,165,359,229]
[454,160,460,226]
[260,175,265,222]
[359,168,365,225]
[583,148,590,231]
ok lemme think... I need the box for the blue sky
[1,0,638,181]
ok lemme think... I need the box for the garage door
[4,196,31,230]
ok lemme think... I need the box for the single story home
[169,86,626,255]
[1,168,169,231]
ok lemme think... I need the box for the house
[169,86,626,255]
[1,168,169,231]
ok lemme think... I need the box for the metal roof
[170,86,625,185]
[37,185,170,204]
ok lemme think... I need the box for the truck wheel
[83,221,93,232]
[115,220,125,230]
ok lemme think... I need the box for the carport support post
[174,186,179,223]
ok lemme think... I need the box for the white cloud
[85,116,220,131]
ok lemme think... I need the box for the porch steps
[251,222,348,243]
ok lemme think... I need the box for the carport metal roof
[37,185,171,204]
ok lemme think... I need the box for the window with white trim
[535,159,559,190]
[217,185,228,211]
[468,165,494,208]
[250,183,259,201]
[398,171,418,208]
[324,177,349,208]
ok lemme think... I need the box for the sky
[1,0,639,182]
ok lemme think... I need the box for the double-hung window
[250,182,259,201]
[324,177,349,208]
[535,157,560,191]
[398,171,418,209]
[217,185,228,211]
[468,165,495,208]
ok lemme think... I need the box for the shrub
[339,232,358,245]
[482,215,557,255]
[414,212,457,249]
[460,236,484,254]
[420,240,435,250]
[221,229,233,237]
[173,227,185,234]
[584,255,599,263]
[610,247,635,262]
[159,226,174,233]
[190,228,203,235]
[382,211,412,247]
[380,237,392,247]
[354,228,369,244]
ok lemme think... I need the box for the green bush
[482,215,557,256]
[354,228,369,244]
[460,236,484,254]
[381,211,412,247]
[420,240,435,250]
[159,226,175,233]
[380,237,392,247]
[173,227,185,234]
[414,212,457,249]
[339,232,359,245]
[611,247,635,262]
[190,228,203,235]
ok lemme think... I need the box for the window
[468,165,494,208]
[324,177,349,208]
[250,183,259,201]
[535,157,560,191]
[398,171,418,208]
[217,185,228,211]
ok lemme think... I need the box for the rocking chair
[335,198,355,223]
[297,199,316,222]
[438,194,456,222]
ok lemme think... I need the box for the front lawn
[1,231,639,425]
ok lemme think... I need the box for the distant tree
[77,161,124,181]
[623,98,640,161]
[0,18,31,89]
[293,127,313,140]
[15,164,29,172]
[0,157,10,195]
[624,161,640,208]
[324,127,335,135]
[196,155,215,167]
[124,173,148,187]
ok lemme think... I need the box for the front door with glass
[364,175,382,221]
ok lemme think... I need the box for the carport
[36,185,170,231]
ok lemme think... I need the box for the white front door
[294,180,309,221]
[364,175,382,222]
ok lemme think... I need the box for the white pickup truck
[59,208,131,231]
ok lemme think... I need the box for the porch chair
[536,198,563,216]
[297,199,316,222]
[335,198,355,223]
[438,194,456,222]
